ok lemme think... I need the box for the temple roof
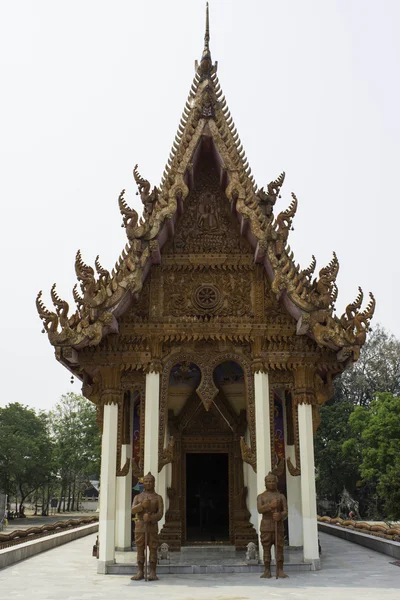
[37,5,375,364]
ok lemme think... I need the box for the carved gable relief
[265,276,282,315]
[162,271,253,318]
[158,154,256,320]
[119,276,151,326]
[262,271,299,347]
[264,273,294,321]
[163,155,252,256]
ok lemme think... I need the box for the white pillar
[158,463,166,529]
[157,425,168,530]
[282,394,303,547]
[285,444,303,547]
[298,402,320,568]
[254,370,272,558]
[243,431,258,530]
[115,443,132,551]
[115,397,133,551]
[144,372,160,483]
[98,403,118,574]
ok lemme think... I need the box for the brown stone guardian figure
[131,472,164,581]
[257,471,288,579]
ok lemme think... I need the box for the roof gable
[37,7,375,365]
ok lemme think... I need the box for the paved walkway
[0,532,399,599]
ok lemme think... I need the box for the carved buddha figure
[197,194,219,232]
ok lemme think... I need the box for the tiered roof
[37,5,374,365]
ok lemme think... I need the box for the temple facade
[37,8,374,575]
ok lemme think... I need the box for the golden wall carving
[162,271,253,318]
[162,157,252,256]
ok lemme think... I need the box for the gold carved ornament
[126,382,146,479]
[159,351,256,473]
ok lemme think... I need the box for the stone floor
[0,532,399,599]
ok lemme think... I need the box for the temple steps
[109,546,312,575]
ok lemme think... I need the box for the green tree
[315,325,400,515]
[336,325,400,406]
[315,399,359,505]
[344,392,400,520]
[50,393,100,512]
[0,403,53,513]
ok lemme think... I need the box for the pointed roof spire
[199,2,213,76]
[204,2,210,51]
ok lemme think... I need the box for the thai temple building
[37,6,374,574]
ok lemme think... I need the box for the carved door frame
[158,347,256,473]
[158,347,258,550]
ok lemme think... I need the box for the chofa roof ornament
[36,3,375,362]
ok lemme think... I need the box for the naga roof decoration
[37,4,375,363]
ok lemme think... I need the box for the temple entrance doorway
[186,453,229,543]
[159,356,257,550]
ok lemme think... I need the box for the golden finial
[199,3,212,75]
[204,2,210,51]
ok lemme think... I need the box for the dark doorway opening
[186,453,229,543]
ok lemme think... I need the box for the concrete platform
[318,522,400,559]
[0,522,98,570]
[1,532,399,600]
[109,544,311,574]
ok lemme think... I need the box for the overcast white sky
[1,0,399,411]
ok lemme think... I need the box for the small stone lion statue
[158,542,170,564]
[245,541,258,564]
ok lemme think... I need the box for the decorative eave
[36,5,375,365]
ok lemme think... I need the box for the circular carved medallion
[194,284,220,311]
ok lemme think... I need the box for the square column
[254,370,272,558]
[144,371,160,482]
[298,402,320,569]
[285,444,303,547]
[115,442,132,551]
[98,402,118,574]
[282,394,303,547]
[157,425,168,530]
[115,396,133,551]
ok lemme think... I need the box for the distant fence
[80,500,98,512]
[0,516,99,550]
